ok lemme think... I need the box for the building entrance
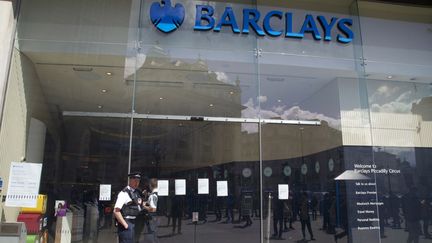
[55,111,339,243]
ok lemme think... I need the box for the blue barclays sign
[150,0,354,44]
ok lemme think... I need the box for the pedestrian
[272,198,285,240]
[299,192,315,241]
[421,198,431,239]
[171,192,184,234]
[143,178,159,243]
[403,187,422,243]
[321,193,330,231]
[311,195,318,221]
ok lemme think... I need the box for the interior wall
[0,0,18,127]
[360,16,432,79]
[0,49,29,221]
[0,49,56,221]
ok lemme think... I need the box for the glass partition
[130,119,260,243]
[360,5,432,242]
[1,0,135,242]
[1,0,431,243]
[256,0,371,242]
[127,1,261,242]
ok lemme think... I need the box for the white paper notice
[175,179,186,195]
[217,181,228,197]
[278,184,289,200]
[158,180,169,196]
[198,178,209,195]
[5,162,42,207]
[99,184,111,201]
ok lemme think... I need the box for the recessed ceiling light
[230,91,235,95]
[267,77,285,82]
[159,97,164,100]
[101,89,108,93]
[97,105,103,109]
[387,75,393,79]
[277,99,282,103]
[106,72,113,76]
[73,67,93,72]
[209,104,214,107]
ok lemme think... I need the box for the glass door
[256,0,370,242]
[130,119,260,243]
[128,0,261,242]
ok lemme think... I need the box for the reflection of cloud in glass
[370,90,421,113]
[214,71,231,84]
[370,85,401,102]
[258,96,268,103]
[241,98,341,133]
[124,53,148,79]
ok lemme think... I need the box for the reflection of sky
[242,99,340,125]
[125,43,344,133]
[375,147,416,167]
[368,80,432,114]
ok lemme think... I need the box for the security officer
[114,172,144,243]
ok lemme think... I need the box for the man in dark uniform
[114,172,144,243]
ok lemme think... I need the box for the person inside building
[171,189,184,235]
[299,192,316,241]
[143,178,159,243]
[272,195,285,240]
[135,177,151,242]
[403,187,422,243]
[114,172,144,243]
[420,198,431,239]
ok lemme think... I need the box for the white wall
[0,50,29,222]
[0,48,56,222]
[0,0,18,126]
[26,118,47,163]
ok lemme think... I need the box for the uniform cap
[128,172,141,179]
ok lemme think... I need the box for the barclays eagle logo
[150,0,185,33]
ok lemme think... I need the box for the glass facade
[0,0,431,243]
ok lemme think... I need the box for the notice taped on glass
[175,179,186,195]
[198,178,209,194]
[158,180,169,196]
[217,181,228,197]
[99,184,111,201]
[278,184,289,200]
[5,162,42,207]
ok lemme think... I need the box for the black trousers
[172,215,182,233]
[118,219,135,243]
[301,217,314,239]
[273,218,283,238]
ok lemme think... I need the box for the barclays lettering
[149,1,354,44]
[194,5,353,43]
